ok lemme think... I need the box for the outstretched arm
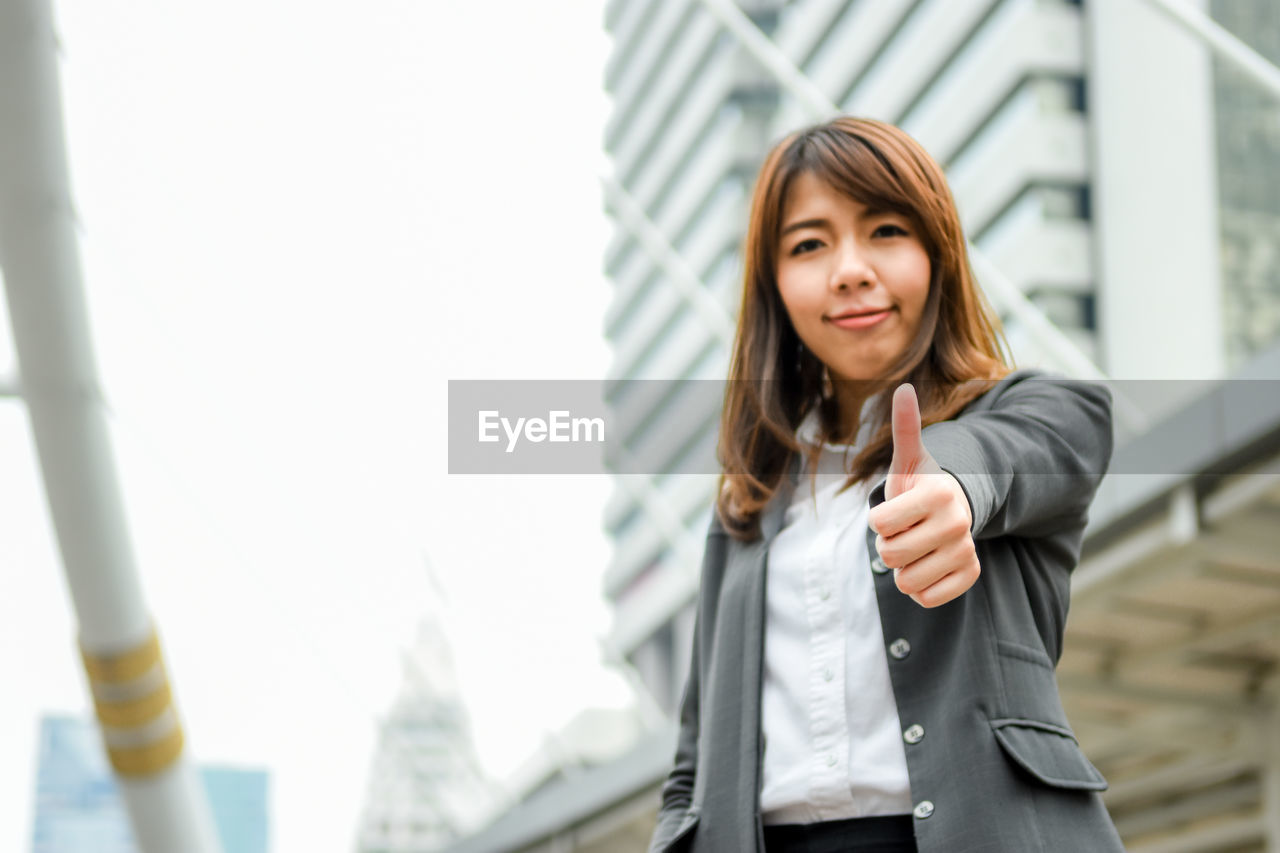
[867,374,1114,608]
[871,372,1114,542]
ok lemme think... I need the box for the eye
[874,224,908,238]
[789,238,823,256]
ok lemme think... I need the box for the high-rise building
[1208,1,1280,368]
[201,768,270,853]
[601,0,1280,732]
[31,714,269,853]
[31,715,135,853]
[602,0,1153,720]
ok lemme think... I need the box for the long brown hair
[716,116,1014,541]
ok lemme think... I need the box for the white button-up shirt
[759,407,913,825]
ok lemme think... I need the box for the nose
[829,240,873,291]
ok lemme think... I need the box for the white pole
[0,1,221,850]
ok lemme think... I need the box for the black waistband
[763,814,916,852]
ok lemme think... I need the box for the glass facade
[31,715,269,853]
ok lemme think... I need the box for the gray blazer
[649,368,1125,853]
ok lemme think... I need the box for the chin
[835,357,884,378]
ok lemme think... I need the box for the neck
[828,377,892,443]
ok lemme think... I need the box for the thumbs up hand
[868,384,979,608]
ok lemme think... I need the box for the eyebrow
[779,207,894,237]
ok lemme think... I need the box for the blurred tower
[357,618,496,853]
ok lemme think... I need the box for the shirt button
[871,555,890,574]
[903,724,925,744]
[822,666,834,682]
[819,588,831,601]
[825,753,838,768]
[889,638,911,659]
[913,800,935,820]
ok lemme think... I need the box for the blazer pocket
[989,718,1108,791]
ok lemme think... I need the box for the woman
[648,117,1123,853]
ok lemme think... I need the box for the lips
[828,307,892,321]
[828,307,893,331]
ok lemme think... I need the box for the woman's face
[775,171,931,384]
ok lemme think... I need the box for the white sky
[0,1,632,850]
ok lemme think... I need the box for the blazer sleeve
[871,372,1115,541]
[649,513,727,853]
[648,616,700,853]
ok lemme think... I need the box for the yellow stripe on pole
[93,681,173,729]
[80,628,186,777]
[107,724,186,777]
[80,630,161,683]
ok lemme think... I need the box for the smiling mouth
[828,309,892,330]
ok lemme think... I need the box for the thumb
[885,383,927,501]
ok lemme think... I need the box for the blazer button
[889,638,911,659]
[913,800,935,820]
[871,555,890,574]
[903,724,925,744]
